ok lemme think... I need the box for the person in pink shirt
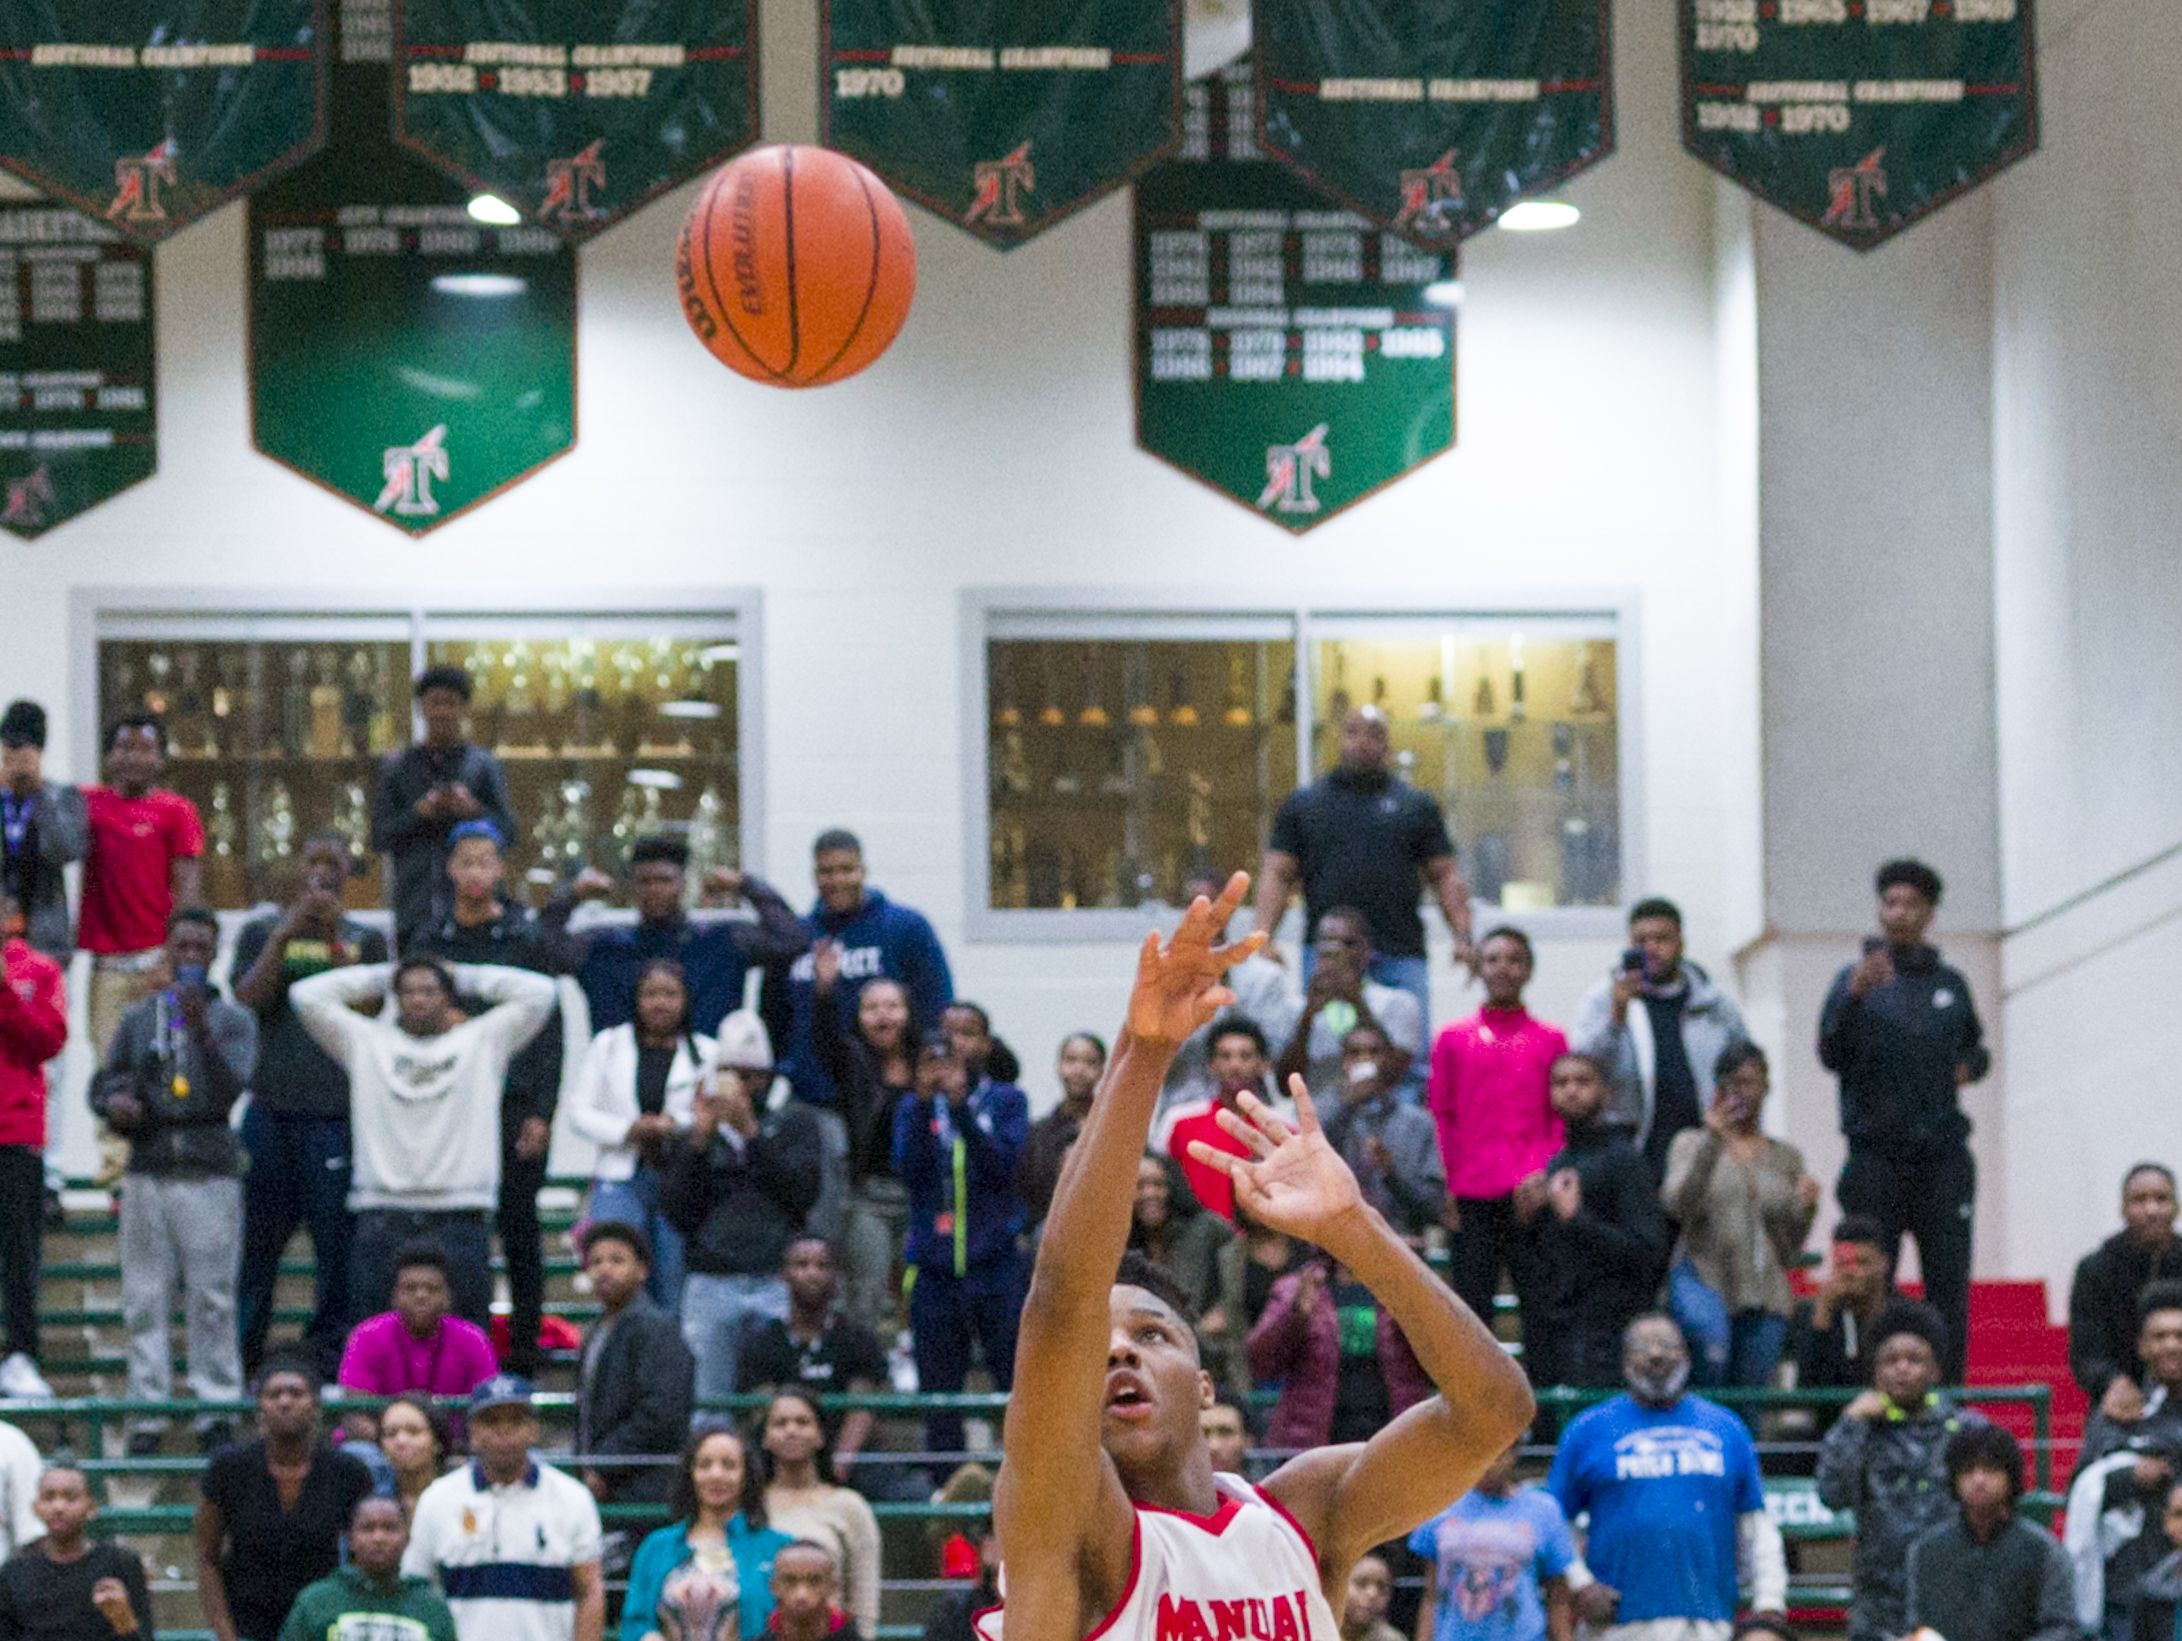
[78,715,204,1061]
[336,1245,499,1398]
[1426,926,1568,1354]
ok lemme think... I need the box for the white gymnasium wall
[1987,0,2182,1305]
[0,0,1763,1146]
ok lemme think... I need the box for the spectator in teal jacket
[622,1425,792,1641]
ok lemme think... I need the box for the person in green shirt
[277,1497,455,1641]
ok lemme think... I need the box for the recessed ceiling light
[466,194,522,227]
[1499,201,1580,232]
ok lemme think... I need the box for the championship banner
[392,0,757,242]
[1680,0,2035,250]
[822,0,1181,249]
[0,200,156,539]
[0,2,327,246]
[1136,66,1456,532]
[1255,0,1611,247]
[249,6,575,535]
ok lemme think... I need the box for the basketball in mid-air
[676,144,917,389]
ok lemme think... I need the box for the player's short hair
[1115,1250,1199,1332]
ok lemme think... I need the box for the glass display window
[88,601,753,913]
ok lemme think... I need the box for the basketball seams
[807,166,888,385]
[694,159,792,385]
[781,146,804,378]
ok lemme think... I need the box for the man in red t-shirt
[79,715,203,1063]
[1155,1016,1285,1222]
[0,887,67,1398]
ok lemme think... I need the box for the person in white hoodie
[567,957,713,1310]
[291,955,557,1328]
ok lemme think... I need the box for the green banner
[0,201,156,539]
[1680,0,2036,250]
[823,0,1181,248]
[391,0,756,242]
[249,14,575,535]
[0,2,327,246]
[1256,0,1611,247]
[1136,67,1456,532]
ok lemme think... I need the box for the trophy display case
[1309,620,1621,909]
[984,624,1298,910]
[92,609,747,912]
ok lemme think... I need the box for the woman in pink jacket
[1246,1257,1432,1453]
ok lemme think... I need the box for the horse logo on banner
[1259,425,1330,514]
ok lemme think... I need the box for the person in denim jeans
[1661,1043,1819,1388]
[660,1011,823,1403]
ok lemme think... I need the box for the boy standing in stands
[0,888,66,1401]
[0,1463,153,1641]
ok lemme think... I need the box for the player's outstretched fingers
[1284,1074,1323,1133]
[1187,1138,1248,1179]
[1233,1088,1294,1144]
[1213,1106,1278,1158]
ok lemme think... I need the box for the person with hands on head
[984,871,1534,1641]
[231,836,388,1381]
[1814,1303,1983,1641]
[1661,1043,1820,1388]
[1518,1053,1668,1389]
[2065,1281,2182,1640]
[1276,909,1422,1103]
[1546,1315,1788,1640]
[1819,858,1989,1385]
[92,906,257,1452]
[0,1463,153,1641]
[2071,1163,2182,1418]
[275,1496,456,1641]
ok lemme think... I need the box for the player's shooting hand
[1126,870,1265,1047]
[1189,1074,1363,1250]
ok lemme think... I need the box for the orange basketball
[676,144,916,389]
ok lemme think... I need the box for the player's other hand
[1190,1074,1363,1249]
[1126,870,1265,1047]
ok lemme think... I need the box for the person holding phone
[1570,898,1750,1185]
[91,908,258,1454]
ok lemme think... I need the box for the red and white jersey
[974,1473,1339,1641]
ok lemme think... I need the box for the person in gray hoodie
[1569,897,1750,1183]
[1816,1301,1985,1641]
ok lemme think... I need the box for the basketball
[675,144,917,389]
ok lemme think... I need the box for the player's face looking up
[1103,1285,1213,1473]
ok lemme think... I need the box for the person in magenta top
[78,715,204,1061]
[1426,926,1568,1358]
[337,1245,499,1397]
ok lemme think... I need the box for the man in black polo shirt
[738,1236,887,1484]
[1254,704,1472,1072]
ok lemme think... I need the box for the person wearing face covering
[1546,1314,1788,1639]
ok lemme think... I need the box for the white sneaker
[0,1354,53,1400]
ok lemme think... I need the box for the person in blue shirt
[1546,1313,1788,1638]
[622,1422,793,1641]
[547,835,809,1051]
[1412,1440,1576,1641]
[893,1026,1027,1463]
[784,829,954,1105]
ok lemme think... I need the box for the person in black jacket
[368,665,516,956]
[658,1012,823,1405]
[2128,1478,2182,1641]
[572,1221,694,1504]
[407,821,563,1375]
[1521,1051,1668,1387]
[2067,1281,2182,1638]
[2072,1163,2182,1415]
[810,950,915,1336]
[1818,858,1989,1383]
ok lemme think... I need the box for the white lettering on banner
[1319,78,1424,101]
[1853,79,1965,102]
[890,45,996,69]
[999,47,1111,69]
[1611,1426,1730,1482]
[1426,78,1540,101]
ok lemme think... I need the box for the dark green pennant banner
[1136,67,1456,532]
[0,201,156,539]
[822,0,1181,248]
[0,2,327,246]
[1256,0,1612,247]
[391,0,757,242]
[249,14,575,535]
[1680,0,2036,250]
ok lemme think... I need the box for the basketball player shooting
[984,872,1535,1641]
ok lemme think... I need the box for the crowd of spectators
[0,685,2170,1641]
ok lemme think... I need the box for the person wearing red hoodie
[0,887,67,1399]
[1426,926,1568,1358]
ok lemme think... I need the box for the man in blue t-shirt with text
[1547,1313,1788,1640]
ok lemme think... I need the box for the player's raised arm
[994,873,1262,1637]
[1192,1077,1536,1595]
